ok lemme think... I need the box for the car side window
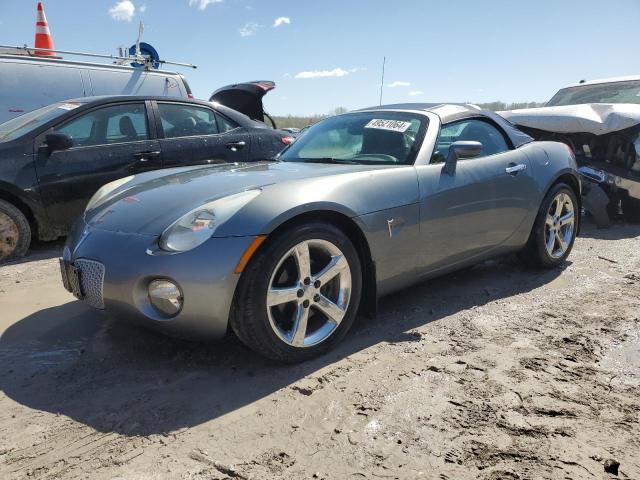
[56,103,149,147]
[215,113,239,133]
[158,103,219,138]
[432,119,510,163]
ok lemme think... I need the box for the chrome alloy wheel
[266,239,352,347]
[0,211,19,261]
[544,192,575,259]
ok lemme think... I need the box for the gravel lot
[0,220,638,479]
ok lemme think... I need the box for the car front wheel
[231,222,362,363]
[520,183,578,268]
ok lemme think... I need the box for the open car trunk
[209,80,276,128]
[499,104,640,226]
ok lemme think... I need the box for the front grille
[75,259,105,309]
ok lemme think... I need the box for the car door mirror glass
[46,133,74,152]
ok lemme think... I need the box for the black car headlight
[159,189,261,253]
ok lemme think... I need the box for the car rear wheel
[519,183,578,268]
[0,199,31,262]
[231,222,362,363]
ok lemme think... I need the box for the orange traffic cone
[34,2,55,56]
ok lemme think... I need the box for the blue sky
[1,0,639,115]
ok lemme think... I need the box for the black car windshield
[279,111,427,165]
[547,80,640,106]
[0,101,83,143]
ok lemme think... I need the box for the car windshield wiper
[294,157,360,165]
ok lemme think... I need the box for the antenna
[135,21,144,59]
[379,56,386,105]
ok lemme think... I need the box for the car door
[34,101,161,230]
[154,102,250,168]
[415,118,535,273]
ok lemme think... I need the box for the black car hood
[209,81,275,124]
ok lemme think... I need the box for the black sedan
[0,96,295,261]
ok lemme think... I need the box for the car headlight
[159,189,261,253]
[85,175,135,212]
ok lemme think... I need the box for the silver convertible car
[61,103,581,362]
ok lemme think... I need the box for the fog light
[148,279,183,316]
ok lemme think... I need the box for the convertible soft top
[360,103,534,148]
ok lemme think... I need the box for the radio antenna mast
[379,56,386,105]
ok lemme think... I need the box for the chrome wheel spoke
[267,286,300,307]
[556,231,568,253]
[293,242,311,281]
[315,295,346,325]
[545,231,556,255]
[559,210,574,226]
[553,197,562,217]
[313,255,347,286]
[545,215,555,228]
[290,304,310,347]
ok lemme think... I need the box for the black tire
[0,199,31,262]
[622,197,640,223]
[230,222,362,363]
[519,183,578,268]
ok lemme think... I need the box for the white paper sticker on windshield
[365,119,412,133]
[57,102,81,111]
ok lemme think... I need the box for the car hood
[84,161,395,235]
[209,81,275,124]
[498,103,640,136]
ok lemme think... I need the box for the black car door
[34,101,161,230]
[154,101,251,167]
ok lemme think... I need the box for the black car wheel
[0,199,31,262]
[519,183,578,268]
[231,222,362,363]
[622,197,640,223]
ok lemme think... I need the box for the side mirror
[45,133,74,153]
[443,141,482,175]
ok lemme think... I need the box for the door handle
[133,151,161,162]
[505,163,527,175]
[225,141,246,151]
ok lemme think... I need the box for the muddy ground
[0,221,638,480]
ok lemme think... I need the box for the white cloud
[349,67,367,73]
[283,73,291,78]
[408,90,424,96]
[189,0,223,10]
[239,22,260,37]
[295,68,350,79]
[387,81,411,88]
[109,1,135,22]
[139,4,147,13]
[273,16,291,27]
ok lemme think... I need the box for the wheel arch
[247,209,378,319]
[0,185,39,238]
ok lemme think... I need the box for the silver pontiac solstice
[61,103,581,362]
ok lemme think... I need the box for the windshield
[0,102,83,143]
[279,111,427,165]
[547,80,640,106]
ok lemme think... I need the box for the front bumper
[63,223,257,339]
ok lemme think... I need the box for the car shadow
[579,218,640,241]
[0,256,565,436]
[3,238,65,266]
